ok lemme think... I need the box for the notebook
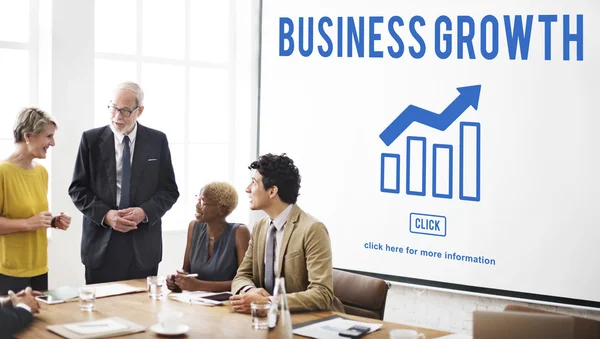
[64,318,128,335]
[47,316,145,339]
[292,315,382,339]
[94,283,146,298]
[42,283,145,303]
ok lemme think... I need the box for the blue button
[409,213,447,237]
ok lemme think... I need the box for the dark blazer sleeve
[68,131,112,227]
[0,307,32,337]
[139,133,179,227]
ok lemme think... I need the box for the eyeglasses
[195,195,213,207]
[108,104,139,117]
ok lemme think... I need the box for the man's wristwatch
[51,217,57,228]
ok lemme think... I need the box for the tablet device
[36,295,65,304]
[201,292,233,302]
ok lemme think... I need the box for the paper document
[436,334,473,339]
[64,318,129,335]
[95,283,145,298]
[169,291,225,306]
[293,316,382,339]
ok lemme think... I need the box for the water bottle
[268,277,292,339]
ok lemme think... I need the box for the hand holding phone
[339,325,370,338]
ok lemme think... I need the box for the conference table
[16,279,451,338]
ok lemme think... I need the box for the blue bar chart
[459,122,481,201]
[406,137,426,196]
[380,122,480,201]
[380,153,400,193]
[433,144,453,199]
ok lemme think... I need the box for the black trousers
[0,273,48,295]
[85,230,157,284]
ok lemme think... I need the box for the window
[0,0,52,232]
[94,0,238,230]
[0,0,34,159]
[0,0,51,178]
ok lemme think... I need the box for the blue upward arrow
[379,85,482,146]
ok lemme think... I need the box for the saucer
[150,323,190,336]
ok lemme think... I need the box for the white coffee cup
[158,311,183,332]
[390,329,426,339]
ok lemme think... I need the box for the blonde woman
[0,107,71,295]
[166,182,250,292]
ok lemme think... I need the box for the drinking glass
[147,276,165,299]
[79,286,96,311]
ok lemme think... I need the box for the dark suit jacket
[0,307,32,337]
[68,123,179,270]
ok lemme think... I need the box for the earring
[26,141,29,145]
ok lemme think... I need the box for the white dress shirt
[16,303,31,312]
[0,298,31,313]
[109,122,137,207]
[240,204,294,294]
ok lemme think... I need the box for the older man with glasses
[69,81,180,284]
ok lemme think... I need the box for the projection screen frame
[254,0,600,311]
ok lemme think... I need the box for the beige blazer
[232,204,344,313]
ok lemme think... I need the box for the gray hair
[13,107,57,143]
[114,81,144,107]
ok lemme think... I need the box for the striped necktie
[119,135,131,209]
[264,221,277,294]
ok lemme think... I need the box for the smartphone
[201,292,233,302]
[339,325,371,338]
[35,295,65,305]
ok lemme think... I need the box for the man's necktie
[119,135,131,209]
[265,222,277,294]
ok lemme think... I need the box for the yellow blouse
[0,160,49,277]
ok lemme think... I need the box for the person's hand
[174,271,200,291]
[245,287,271,297]
[119,207,146,224]
[0,296,10,308]
[16,289,43,298]
[53,212,71,230]
[104,210,137,233]
[166,274,181,292]
[8,287,40,313]
[8,288,43,307]
[194,203,202,222]
[229,293,270,313]
[26,211,53,230]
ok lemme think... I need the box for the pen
[176,269,198,278]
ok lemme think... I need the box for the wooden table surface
[16,279,451,338]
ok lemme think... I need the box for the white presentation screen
[259,0,600,307]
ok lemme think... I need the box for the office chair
[332,269,389,320]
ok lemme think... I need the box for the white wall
[47,0,94,289]
[44,0,600,336]
[46,0,258,287]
